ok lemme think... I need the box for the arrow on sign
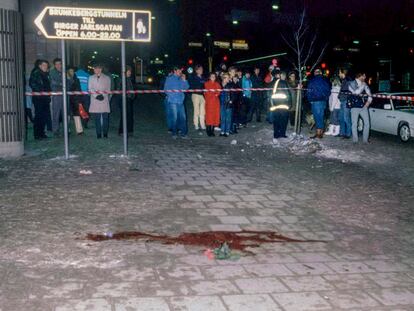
[34,7,48,37]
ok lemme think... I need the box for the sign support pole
[121,40,128,156]
[61,39,69,160]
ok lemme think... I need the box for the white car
[358,93,414,142]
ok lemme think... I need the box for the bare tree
[282,8,328,134]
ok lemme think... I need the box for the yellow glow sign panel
[34,6,152,42]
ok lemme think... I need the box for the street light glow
[232,20,239,25]
[206,32,211,37]
[272,5,279,10]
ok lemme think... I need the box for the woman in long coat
[204,73,221,136]
[89,64,111,138]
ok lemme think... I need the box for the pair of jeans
[311,101,327,130]
[339,100,352,137]
[33,101,50,138]
[118,99,134,134]
[351,107,370,143]
[220,105,232,134]
[330,109,340,125]
[94,113,109,137]
[168,102,188,136]
[273,110,289,138]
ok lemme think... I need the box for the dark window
[394,99,414,110]
[370,98,390,109]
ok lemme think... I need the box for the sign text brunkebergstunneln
[34,7,152,42]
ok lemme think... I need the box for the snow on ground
[243,127,389,164]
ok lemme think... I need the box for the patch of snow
[230,140,237,145]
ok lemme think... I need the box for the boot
[325,124,334,136]
[206,126,211,136]
[317,129,324,139]
[332,125,340,137]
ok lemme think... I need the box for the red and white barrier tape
[25,88,414,102]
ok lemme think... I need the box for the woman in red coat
[204,73,221,136]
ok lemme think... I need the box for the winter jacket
[242,76,252,98]
[220,81,238,109]
[328,85,341,111]
[338,76,352,102]
[88,73,111,113]
[67,74,82,116]
[271,79,292,110]
[49,68,63,92]
[251,74,263,100]
[348,79,373,108]
[115,76,136,101]
[76,69,90,92]
[29,69,51,105]
[307,75,330,102]
[164,74,189,104]
[188,74,205,95]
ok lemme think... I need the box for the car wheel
[357,117,364,133]
[398,123,411,142]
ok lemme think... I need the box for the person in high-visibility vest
[270,71,292,143]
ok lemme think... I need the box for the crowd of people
[28,60,136,140]
[163,63,373,144]
[27,58,373,145]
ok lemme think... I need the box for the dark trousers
[248,97,262,122]
[33,101,50,138]
[94,113,109,137]
[118,99,134,134]
[239,97,250,125]
[273,110,289,138]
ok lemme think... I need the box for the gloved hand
[96,94,104,101]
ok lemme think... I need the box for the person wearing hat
[306,68,331,139]
[88,64,111,139]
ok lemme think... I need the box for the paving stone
[280,275,334,291]
[186,195,215,202]
[366,287,414,305]
[196,209,228,216]
[321,290,380,309]
[266,194,294,201]
[291,252,336,263]
[189,280,240,295]
[169,296,227,311]
[365,272,414,288]
[249,216,281,224]
[243,263,294,276]
[157,266,204,281]
[137,281,191,297]
[55,299,112,311]
[235,277,288,293]
[91,282,137,298]
[272,292,332,311]
[285,262,334,275]
[254,253,298,264]
[326,262,375,274]
[222,294,281,311]
[210,224,242,231]
[363,260,410,272]
[213,195,240,202]
[115,297,170,311]
[322,274,379,290]
[240,195,268,202]
[218,216,250,224]
[207,202,236,209]
[201,265,250,280]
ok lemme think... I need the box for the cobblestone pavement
[1,95,414,310]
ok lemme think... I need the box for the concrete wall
[0,0,18,11]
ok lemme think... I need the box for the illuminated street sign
[34,6,151,42]
[214,41,231,49]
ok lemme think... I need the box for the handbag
[78,103,89,120]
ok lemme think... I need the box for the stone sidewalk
[1,114,414,310]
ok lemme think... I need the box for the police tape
[25,88,414,102]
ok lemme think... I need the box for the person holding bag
[88,64,111,139]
